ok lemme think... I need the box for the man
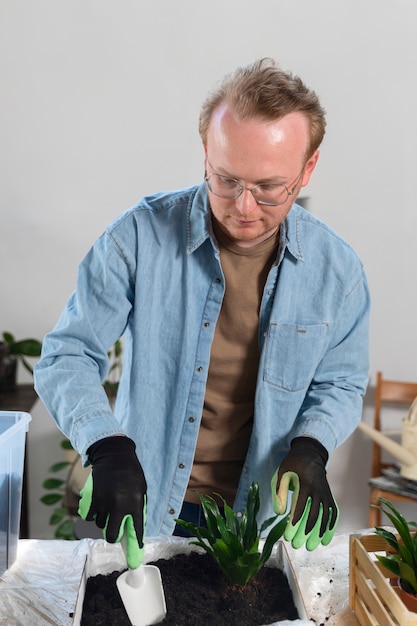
[34,58,369,567]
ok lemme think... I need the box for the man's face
[204,104,319,248]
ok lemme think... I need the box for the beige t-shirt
[186,226,279,505]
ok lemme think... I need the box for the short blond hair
[199,58,326,159]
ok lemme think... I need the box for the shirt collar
[187,183,304,261]
[186,184,214,254]
[280,203,304,261]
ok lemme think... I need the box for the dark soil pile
[81,551,299,625]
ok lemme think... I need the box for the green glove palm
[79,473,145,569]
[271,437,339,551]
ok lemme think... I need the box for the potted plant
[0,331,42,391]
[80,483,300,624]
[175,481,290,585]
[373,496,417,612]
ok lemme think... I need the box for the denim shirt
[34,183,370,536]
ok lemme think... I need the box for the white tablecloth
[0,532,367,625]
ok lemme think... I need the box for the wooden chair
[368,371,417,527]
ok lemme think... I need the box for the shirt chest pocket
[263,322,329,392]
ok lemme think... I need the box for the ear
[301,150,320,187]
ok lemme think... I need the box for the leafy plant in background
[175,481,290,585]
[2,331,42,374]
[103,338,123,399]
[40,339,124,539]
[373,497,417,596]
[40,438,78,539]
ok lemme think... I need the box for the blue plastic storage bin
[0,411,31,575]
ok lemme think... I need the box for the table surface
[0,383,38,411]
[0,535,363,625]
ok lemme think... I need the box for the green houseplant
[40,340,123,539]
[0,331,42,391]
[373,497,417,608]
[103,339,123,400]
[175,481,290,585]
[40,438,78,539]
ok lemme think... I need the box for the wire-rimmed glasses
[205,160,305,207]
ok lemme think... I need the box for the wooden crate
[350,533,417,626]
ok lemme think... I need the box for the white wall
[2,1,417,538]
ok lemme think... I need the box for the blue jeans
[173,501,224,538]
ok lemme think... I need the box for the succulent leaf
[175,481,289,585]
[374,497,417,595]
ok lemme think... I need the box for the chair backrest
[372,371,417,477]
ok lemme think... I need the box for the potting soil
[81,551,299,625]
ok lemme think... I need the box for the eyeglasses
[205,159,305,207]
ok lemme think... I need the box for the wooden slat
[357,567,396,625]
[357,539,411,624]
[354,598,380,626]
[351,537,397,625]
[359,534,391,551]
[350,535,417,626]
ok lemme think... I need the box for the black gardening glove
[78,436,147,568]
[271,437,339,550]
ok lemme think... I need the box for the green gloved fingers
[271,437,339,550]
[78,472,94,521]
[271,469,321,548]
[112,497,147,569]
[271,469,300,516]
[78,472,146,569]
[283,497,339,550]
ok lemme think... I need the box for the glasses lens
[207,174,290,205]
[208,174,241,199]
[253,184,288,205]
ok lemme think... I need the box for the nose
[235,188,258,217]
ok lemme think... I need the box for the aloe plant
[373,497,417,595]
[175,482,289,585]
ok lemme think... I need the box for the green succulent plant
[373,497,417,596]
[175,481,290,585]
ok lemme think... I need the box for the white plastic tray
[72,536,310,625]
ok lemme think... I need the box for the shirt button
[204,322,210,327]
[179,463,185,469]
[197,366,203,372]
[188,416,195,423]
[169,508,175,515]
[236,511,243,518]
[268,289,274,295]
[215,278,221,283]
